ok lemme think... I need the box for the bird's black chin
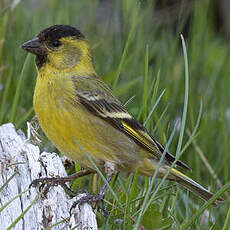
[35,55,48,69]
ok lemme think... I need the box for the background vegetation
[0,0,230,229]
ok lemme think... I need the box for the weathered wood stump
[0,123,97,230]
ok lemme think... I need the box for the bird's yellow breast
[34,72,80,158]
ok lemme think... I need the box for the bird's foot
[71,193,109,217]
[30,176,67,190]
[29,170,94,196]
[30,176,60,187]
[29,177,76,197]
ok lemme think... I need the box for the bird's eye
[52,40,61,47]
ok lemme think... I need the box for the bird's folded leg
[71,161,117,216]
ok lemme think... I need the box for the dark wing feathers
[75,82,190,171]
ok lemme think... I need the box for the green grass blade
[124,95,136,106]
[112,3,140,89]
[0,172,18,193]
[0,69,12,124]
[0,189,28,213]
[175,34,189,157]
[134,121,178,229]
[150,70,161,107]
[44,218,69,230]
[6,191,42,230]
[143,123,179,214]
[144,89,165,126]
[223,205,230,230]
[143,44,149,119]
[152,105,168,133]
[180,101,203,155]
[181,181,230,229]
[9,53,31,123]
[15,107,34,128]
[74,138,122,208]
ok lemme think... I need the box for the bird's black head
[37,25,85,42]
[21,25,87,69]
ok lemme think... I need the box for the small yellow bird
[22,25,221,206]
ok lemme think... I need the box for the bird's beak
[21,37,46,56]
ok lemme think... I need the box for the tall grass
[0,0,229,229]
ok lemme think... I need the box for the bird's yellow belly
[35,103,102,168]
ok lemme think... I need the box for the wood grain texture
[0,123,97,230]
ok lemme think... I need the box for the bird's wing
[72,76,190,170]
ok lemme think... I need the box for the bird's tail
[169,168,223,205]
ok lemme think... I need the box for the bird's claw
[70,193,108,217]
[78,193,103,204]
[29,177,74,197]
[30,177,56,189]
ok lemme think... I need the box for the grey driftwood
[0,123,97,230]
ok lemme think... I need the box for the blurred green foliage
[0,0,230,229]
